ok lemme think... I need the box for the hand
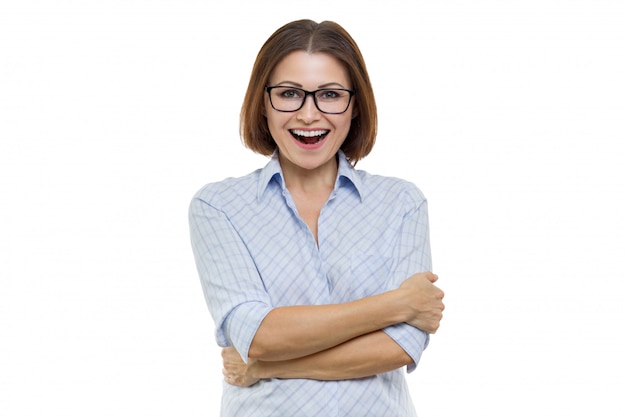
[222,347,260,387]
[398,272,445,333]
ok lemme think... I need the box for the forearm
[249,289,409,361]
[253,330,412,381]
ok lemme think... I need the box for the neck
[279,154,338,194]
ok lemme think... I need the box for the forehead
[269,51,351,87]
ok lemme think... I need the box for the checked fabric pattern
[189,151,432,417]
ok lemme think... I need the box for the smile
[289,129,330,145]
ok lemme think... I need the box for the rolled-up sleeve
[382,185,432,373]
[189,192,273,361]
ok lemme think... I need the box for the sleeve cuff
[382,323,430,373]
[222,301,273,364]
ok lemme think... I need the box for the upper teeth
[291,129,328,137]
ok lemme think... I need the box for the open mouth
[290,129,330,145]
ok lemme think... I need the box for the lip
[289,128,330,150]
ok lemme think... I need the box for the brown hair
[240,20,377,165]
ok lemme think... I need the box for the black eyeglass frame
[264,86,356,115]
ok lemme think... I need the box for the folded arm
[225,271,443,387]
[248,271,443,362]
[224,330,414,387]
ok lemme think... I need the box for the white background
[1,1,625,416]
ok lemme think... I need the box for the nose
[296,94,321,124]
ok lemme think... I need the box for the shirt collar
[335,150,365,202]
[256,151,283,201]
[256,150,365,202]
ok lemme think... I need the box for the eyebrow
[273,81,349,89]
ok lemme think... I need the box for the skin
[222,51,445,387]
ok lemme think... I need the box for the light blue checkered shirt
[189,151,432,417]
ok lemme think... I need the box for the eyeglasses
[265,86,355,114]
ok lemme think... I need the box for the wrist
[384,288,411,324]
[250,360,270,380]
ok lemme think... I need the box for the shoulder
[356,170,427,209]
[191,169,261,210]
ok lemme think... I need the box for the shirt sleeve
[381,184,432,373]
[189,193,273,362]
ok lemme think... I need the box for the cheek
[266,107,294,129]
[265,113,289,143]
[337,115,354,133]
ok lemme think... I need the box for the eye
[317,90,342,100]
[279,88,303,99]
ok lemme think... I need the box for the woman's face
[265,51,355,175]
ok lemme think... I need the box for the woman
[189,19,445,417]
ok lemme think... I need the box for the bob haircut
[240,19,377,165]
